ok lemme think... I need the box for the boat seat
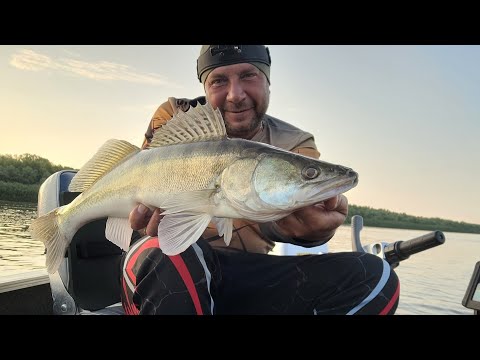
[38,170,139,315]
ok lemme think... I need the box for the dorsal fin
[147,102,227,148]
[69,139,140,192]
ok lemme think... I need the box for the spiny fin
[105,217,134,251]
[157,213,213,255]
[29,208,68,274]
[211,217,233,246]
[69,139,140,192]
[147,102,227,148]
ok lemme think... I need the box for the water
[1,200,479,315]
[0,201,46,276]
[327,225,479,315]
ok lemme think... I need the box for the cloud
[9,49,180,87]
[10,49,58,71]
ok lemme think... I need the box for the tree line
[1,153,479,234]
[0,153,75,203]
[346,204,480,234]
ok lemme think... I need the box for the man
[121,45,400,315]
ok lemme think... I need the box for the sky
[1,45,479,225]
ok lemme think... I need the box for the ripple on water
[0,201,46,276]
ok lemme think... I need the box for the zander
[30,103,359,274]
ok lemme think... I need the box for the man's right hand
[129,204,163,236]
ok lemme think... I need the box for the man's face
[203,63,270,140]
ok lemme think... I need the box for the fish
[30,102,359,274]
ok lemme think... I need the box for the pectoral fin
[157,213,212,255]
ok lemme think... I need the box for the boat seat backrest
[38,170,77,216]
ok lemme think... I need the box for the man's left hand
[275,194,349,243]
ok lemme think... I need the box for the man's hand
[274,194,349,243]
[129,204,164,236]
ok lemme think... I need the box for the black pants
[121,237,399,315]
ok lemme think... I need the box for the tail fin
[29,208,69,274]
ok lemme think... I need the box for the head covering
[197,45,271,84]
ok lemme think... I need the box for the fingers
[129,204,164,237]
[322,195,348,215]
[129,204,153,230]
[321,195,338,210]
[145,208,163,236]
[276,195,349,239]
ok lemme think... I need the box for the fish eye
[302,167,319,179]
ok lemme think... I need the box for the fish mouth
[301,170,358,204]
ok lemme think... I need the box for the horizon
[1,45,479,224]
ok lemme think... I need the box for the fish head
[252,150,359,212]
[218,144,358,221]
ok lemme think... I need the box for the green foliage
[0,153,74,185]
[0,181,39,203]
[0,153,75,202]
[346,204,480,234]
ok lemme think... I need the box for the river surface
[1,200,479,315]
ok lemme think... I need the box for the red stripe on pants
[379,281,400,315]
[169,254,204,315]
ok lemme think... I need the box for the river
[1,200,479,315]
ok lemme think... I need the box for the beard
[223,96,269,139]
[224,112,263,138]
